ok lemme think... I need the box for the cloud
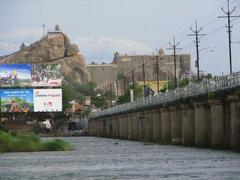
[73,36,152,62]
[0,27,42,56]
[0,42,19,55]
[2,28,42,41]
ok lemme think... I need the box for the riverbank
[0,131,73,153]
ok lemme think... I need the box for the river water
[0,137,240,180]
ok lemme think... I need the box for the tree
[117,82,143,104]
[62,84,75,110]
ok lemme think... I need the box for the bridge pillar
[123,114,129,140]
[144,110,153,142]
[170,106,182,145]
[105,117,109,137]
[116,115,120,138]
[93,121,98,136]
[97,119,104,137]
[94,120,99,136]
[230,97,240,151]
[103,118,107,137]
[181,105,195,146]
[209,100,224,149]
[152,109,161,142]
[88,120,94,136]
[128,113,134,140]
[194,102,210,147]
[223,97,231,149]
[112,116,116,138]
[138,111,145,141]
[107,117,113,138]
[160,108,171,143]
[132,112,139,141]
[119,115,124,139]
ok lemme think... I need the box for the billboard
[33,89,62,112]
[0,64,32,87]
[0,89,33,113]
[32,64,62,87]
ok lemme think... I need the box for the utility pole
[116,79,118,97]
[110,82,112,102]
[167,37,182,88]
[188,21,206,81]
[218,0,240,75]
[123,75,126,93]
[131,70,135,90]
[155,51,160,93]
[142,56,146,87]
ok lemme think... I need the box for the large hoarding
[32,64,62,87]
[33,89,62,112]
[0,64,32,87]
[0,89,33,113]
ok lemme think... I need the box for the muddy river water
[0,137,240,179]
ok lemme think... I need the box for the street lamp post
[196,47,215,79]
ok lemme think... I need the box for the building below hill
[87,49,191,95]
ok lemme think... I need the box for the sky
[0,0,240,75]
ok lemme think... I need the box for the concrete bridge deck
[89,72,240,151]
[93,71,240,118]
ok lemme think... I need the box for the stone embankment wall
[89,96,240,151]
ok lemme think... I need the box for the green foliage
[205,73,213,79]
[0,122,8,132]
[104,89,116,101]
[208,92,216,100]
[0,131,73,153]
[117,82,143,104]
[91,96,104,108]
[62,81,98,110]
[43,139,72,151]
[117,73,125,80]
[180,97,194,107]
[161,80,176,92]
[62,84,76,110]
[81,106,91,118]
[234,87,240,97]
[179,78,190,88]
[73,81,96,96]
[117,90,130,104]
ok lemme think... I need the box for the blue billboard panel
[0,89,33,113]
[0,64,32,87]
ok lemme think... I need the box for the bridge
[89,71,240,151]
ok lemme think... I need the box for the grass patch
[0,131,73,153]
[155,137,172,145]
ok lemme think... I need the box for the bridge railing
[92,71,240,118]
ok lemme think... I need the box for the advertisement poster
[32,64,62,87]
[33,89,62,112]
[0,64,32,87]
[0,89,33,113]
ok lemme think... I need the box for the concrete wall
[87,64,117,86]
[89,97,240,151]
[114,53,191,81]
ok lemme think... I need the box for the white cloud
[0,42,19,55]
[2,28,42,41]
[0,27,42,56]
[73,36,152,62]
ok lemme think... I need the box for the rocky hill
[0,32,91,84]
